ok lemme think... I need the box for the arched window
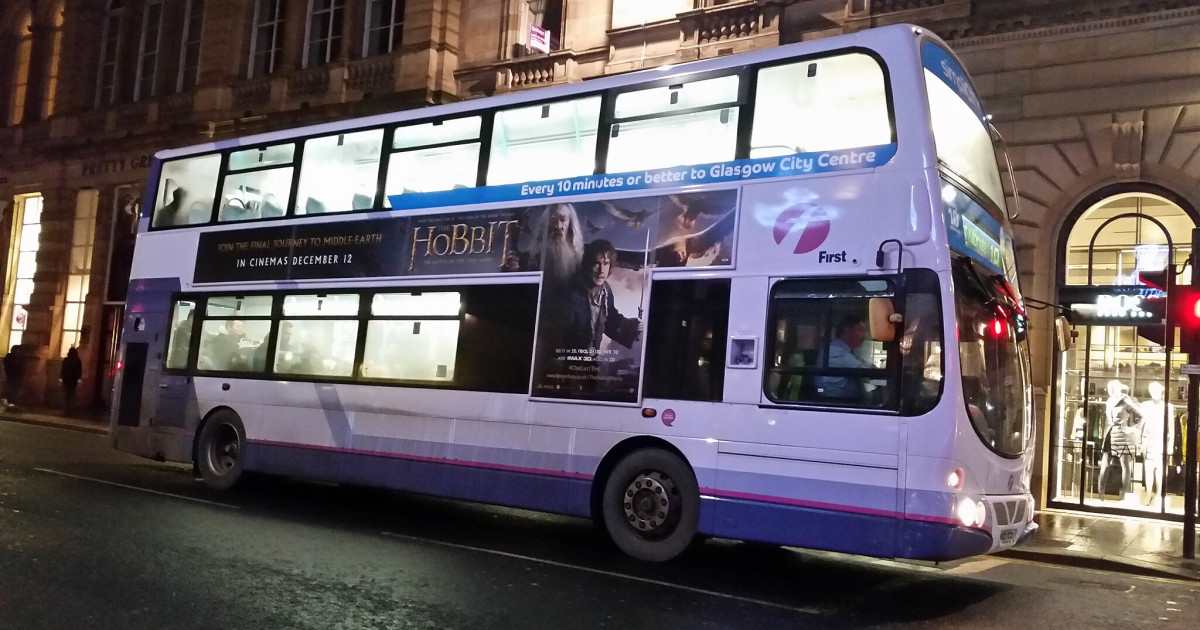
[1053,190,1197,516]
[1062,194,1194,287]
[43,3,64,117]
[9,14,32,125]
[96,0,125,106]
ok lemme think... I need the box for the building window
[5,194,43,348]
[363,0,403,57]
[43,4,64,118]
[96,0,124,107]
[610,0,689,30]
[9,14,32,125]
[62,191,98,355]
[135,0,165,100]
[304,0,344,68]
[177,0,205,92]
[250,0,286,77]
[517,0,562,56]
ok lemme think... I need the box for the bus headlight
[956,497,987,528]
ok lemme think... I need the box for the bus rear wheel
[196,410,246,491]
[601,448,699,562]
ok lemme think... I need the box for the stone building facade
[2,0,1198,518]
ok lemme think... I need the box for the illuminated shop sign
[1059,285,1167,326]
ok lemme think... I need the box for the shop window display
[1053,194,1194,516]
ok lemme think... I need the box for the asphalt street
[1,421,1196,629]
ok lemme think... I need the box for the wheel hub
[623,472,676,532]
[210,426,239,473]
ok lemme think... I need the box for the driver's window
[765,278,895,409]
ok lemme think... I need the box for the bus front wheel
[196,410,246,491]
[601,448,699,562]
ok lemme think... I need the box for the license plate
[999,528,1017,545]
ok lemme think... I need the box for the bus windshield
[922,43,1007,215]
[953,256,1030,457]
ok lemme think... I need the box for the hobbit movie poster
[508,190,738,403]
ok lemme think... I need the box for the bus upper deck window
[153,154,221,228]
[606,75,741,174]
[750,53,890,158]
[295,129,384,215]
[488,97,601,186]
[386,117,482,201]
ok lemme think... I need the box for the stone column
[280,0,309,71]
[339,0,358,62]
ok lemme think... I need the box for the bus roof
[158,23,946,161]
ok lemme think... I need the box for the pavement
[1,406,1198,582]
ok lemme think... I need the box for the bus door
[115,280,183,427]
[115,341,146,427]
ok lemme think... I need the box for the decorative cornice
[947,6,1200,48]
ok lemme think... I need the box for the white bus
[113,24,1037,562]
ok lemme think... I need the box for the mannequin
[1098,380,1142,498]
[1137,382,1175,506]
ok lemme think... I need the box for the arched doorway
[1052,188,1196,518]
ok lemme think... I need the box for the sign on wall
[529,25,551,54]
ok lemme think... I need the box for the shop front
[0,154,149,412]
[1051,188,1196,519]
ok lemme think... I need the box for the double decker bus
[113,24,1036,562]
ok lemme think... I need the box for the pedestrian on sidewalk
[3,345,24,408]
[61,347,82,416]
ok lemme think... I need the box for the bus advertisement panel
[193,189,736,284]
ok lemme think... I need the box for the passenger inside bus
[198,319,257,371]
[270,321,317,375]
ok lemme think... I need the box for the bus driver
[813,314,877,400]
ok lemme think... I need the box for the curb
[997,547,1200,582]
[0,412,108,436]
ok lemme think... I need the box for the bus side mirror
[1055,315,1073,352]
[869,298,901,342]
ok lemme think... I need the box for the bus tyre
[196,411,246,491]
[601,448,699,562]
